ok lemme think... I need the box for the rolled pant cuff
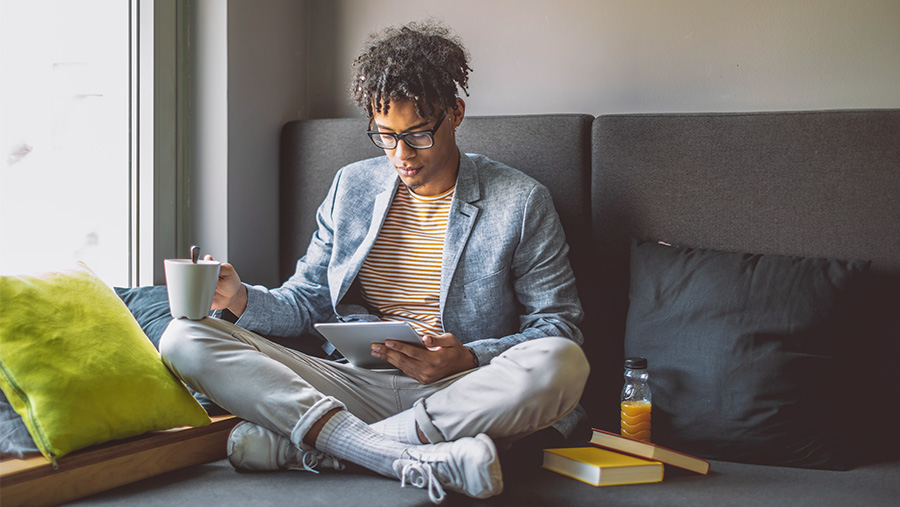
[290,396,346,447]
[413,398,446,443]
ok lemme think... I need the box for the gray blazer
[235,151,584,366]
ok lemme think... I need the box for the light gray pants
[159,317,589,448]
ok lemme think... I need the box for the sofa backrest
[588,109,900,427]
[280,118,380,280]
[591,110,900,273]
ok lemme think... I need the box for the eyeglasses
[367,112,447,150]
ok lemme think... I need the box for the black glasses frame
[366,112,447,150]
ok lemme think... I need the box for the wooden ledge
[0,415,238,507]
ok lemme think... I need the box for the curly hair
[350,20,472,119]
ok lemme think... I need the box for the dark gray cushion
[624,240,869,469]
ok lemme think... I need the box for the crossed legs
[159,318,589,501]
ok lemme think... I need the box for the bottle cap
[624,357,648,369]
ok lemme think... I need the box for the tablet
[314,321,425,369]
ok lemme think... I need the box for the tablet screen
[314,321,424,369]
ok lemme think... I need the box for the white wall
[190,0,229,274]
[190,0,307,287]
[226,0,307,286]
[202,0,900,285]
[310,0,900,117]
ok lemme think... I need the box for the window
[1,0,131,286]
[1,0,182,287]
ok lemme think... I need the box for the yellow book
[542,447,664,487]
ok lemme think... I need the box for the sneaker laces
[287,449,345,474]
[399,462,446,504]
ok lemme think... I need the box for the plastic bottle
[620,357,652,442]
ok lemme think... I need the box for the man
[160,21,588,504]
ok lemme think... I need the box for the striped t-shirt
[357,185,455,336]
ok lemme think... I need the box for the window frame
[133,0,189,286]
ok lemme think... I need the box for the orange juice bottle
[621,357,652,442]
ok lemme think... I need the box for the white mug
[164,259,221,320]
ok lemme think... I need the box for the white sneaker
[227,420,344,473]
[392,433,503,504]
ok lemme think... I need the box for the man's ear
[451,98,466,129]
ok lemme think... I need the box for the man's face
[371,99,463,196]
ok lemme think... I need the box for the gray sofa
[74,109,900,506]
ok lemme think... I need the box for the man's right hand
[204,254,248,317]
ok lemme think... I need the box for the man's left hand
[371,332,478,384]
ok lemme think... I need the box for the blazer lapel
[440,153,481,313]
[333,172,399,306]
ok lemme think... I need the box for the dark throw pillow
[624,240,869,470]
[0,389,39,458]
[114,285,174,348]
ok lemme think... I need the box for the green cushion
[0,266,210,462]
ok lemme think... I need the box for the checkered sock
[314,409,408,478]
[370,409,423,444]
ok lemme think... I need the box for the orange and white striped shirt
[357,185,455,337]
